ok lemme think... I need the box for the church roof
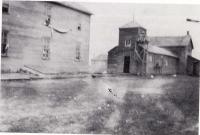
[147,45,178,58]
[109,45,178,58]
[119,21,145,29]
[51,2,92,15]
[149,35,193,49]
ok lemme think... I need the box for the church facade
[1,1,92,74]
[107,21,199,76]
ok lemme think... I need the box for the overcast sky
[80,2,200,60]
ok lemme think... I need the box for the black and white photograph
[0,0,199,134]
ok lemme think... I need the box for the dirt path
[82,77,175,134]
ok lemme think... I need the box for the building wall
[159,46,187,74]
[108,48,143,74]
[108,47,178,75]
[193,63,200,76]
[146,53,178,75]
[1,1,90,73]
[159,41,193,75]
[187,56,200,76]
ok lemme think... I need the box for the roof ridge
[147,44,178,58]
[149,35,192,47]
[120,21,145,29]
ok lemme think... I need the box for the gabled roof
[149,35,193,49]
[119,21,145,29]
[147,45,178,58]
[50,2,92,15]
[109,45,178,58]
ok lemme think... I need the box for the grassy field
[0,75,199,134]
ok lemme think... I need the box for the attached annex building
[108,21,199,76]
[1,1,92,74]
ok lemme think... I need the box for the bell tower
[119,20,149,75]
[118,21,147,48]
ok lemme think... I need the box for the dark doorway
[123,56,130,73]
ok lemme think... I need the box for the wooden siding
[108,49,142,74]
[118,28,146,48]
[187,56,200,76]
[159,46,187,74]
[146,53,178,75]
[108,48,178,75]
[1,1,90,73]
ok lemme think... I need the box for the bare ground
[0,75,199,134]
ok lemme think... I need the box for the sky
[80,2,200,60]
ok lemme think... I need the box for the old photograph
[1,1,199,134]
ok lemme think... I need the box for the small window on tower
[3,3,9,14]
[140,30,145,34]
[125,39,131,47]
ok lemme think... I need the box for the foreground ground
[0,75,199,134]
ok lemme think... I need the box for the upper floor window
[41,36,50,60]
[1,30,9,57]
[77,24,81,31]
[188,45,192,55]
[165,59,168,66]
[2,3,9,14]
[125,39,131,47]
[45,15,51,26]
[75,44,81,61]
[44,3,52,26]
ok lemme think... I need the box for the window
[1,30,9,57]
[45,15,51,26]
[42,37,50,60]
[125,39,131,47]
[165,59,168,66]
[75,44,81,61]
[188,46,192,55]
[141,30,145,34]
[77,24,81,31]
[45,3,52,26]
[2,3,9,14]
[140,30,145,36]
[149,55,153,62]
